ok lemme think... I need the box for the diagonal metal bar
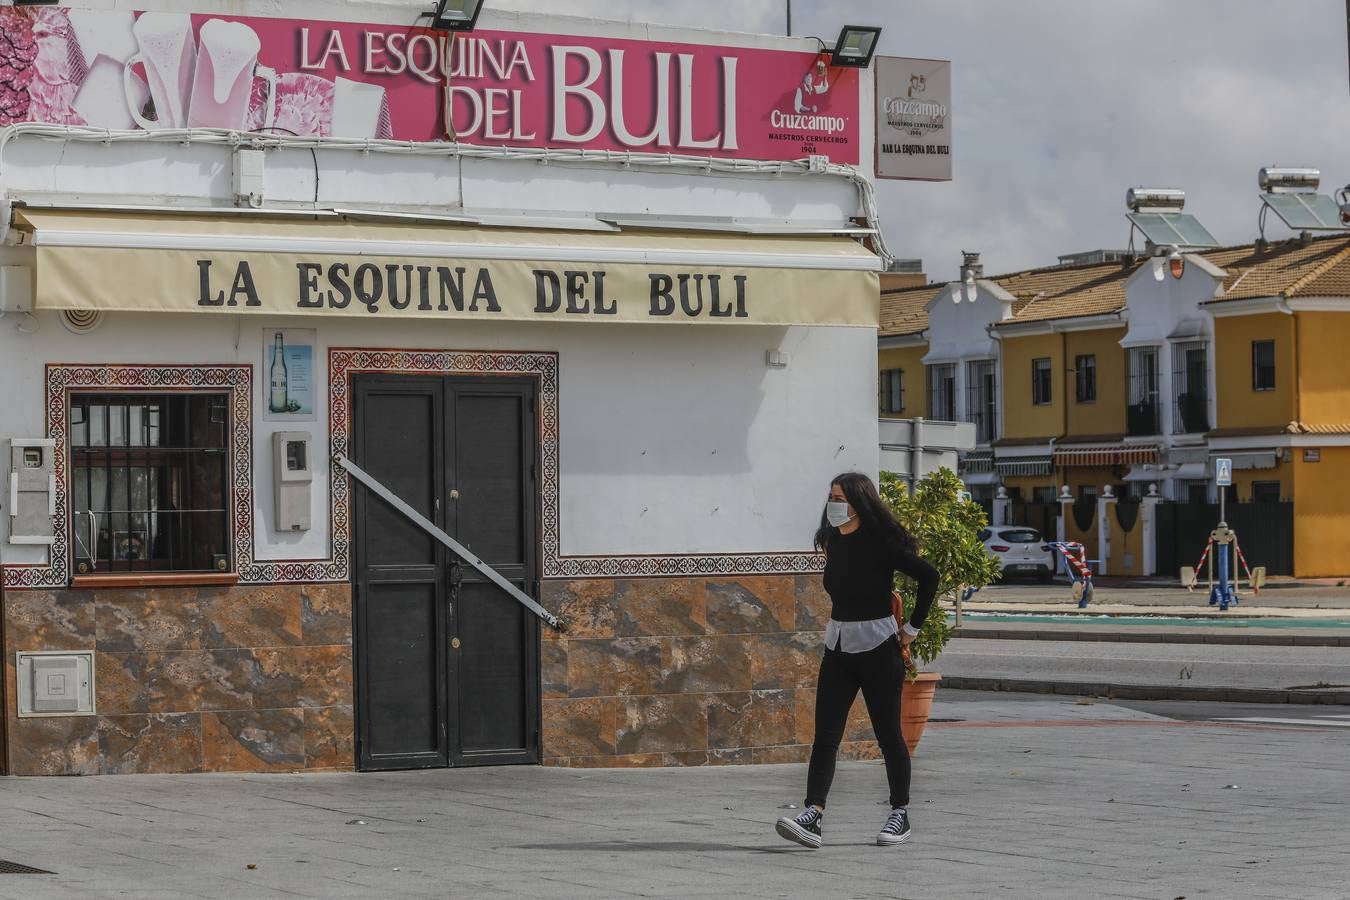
[335,454,566,632]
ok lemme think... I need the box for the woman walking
[775,472,939,849]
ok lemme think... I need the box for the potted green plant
[880,468,1001,753]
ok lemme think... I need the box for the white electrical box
[8,438,56,545]
[16,651,96,717]
[234,148,266,206]
[0,265,33,314]
[273,431,312,531]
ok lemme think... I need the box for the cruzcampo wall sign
[0,5,862,164]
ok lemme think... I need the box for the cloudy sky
[493,0,1350,280]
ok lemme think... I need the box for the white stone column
[1141,483,1163,576]
[1097,484,1117,577]
[992,485,1011,527]
[1057,484,1071,544]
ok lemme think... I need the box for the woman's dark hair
[814,472,917,553]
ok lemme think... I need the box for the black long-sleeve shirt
[822,527,940,630]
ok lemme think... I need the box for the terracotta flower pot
[900,672,941,754]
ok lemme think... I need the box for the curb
[952,628,1350,648]
[939,676,1350,705]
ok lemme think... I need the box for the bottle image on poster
[269,332,289,413]
[263,329,315,418]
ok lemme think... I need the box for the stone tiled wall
[3,583,353,775]
[540,575,880,767]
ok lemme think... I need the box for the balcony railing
[1175,391,1209,434]
[1127,400,1160,436]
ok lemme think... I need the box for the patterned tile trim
[2,364,253,590]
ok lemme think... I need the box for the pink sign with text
[0,6,860,164]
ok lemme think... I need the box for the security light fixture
[430,0,485,32]
[830,26,882,68]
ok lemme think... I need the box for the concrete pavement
[2,692,1349,899]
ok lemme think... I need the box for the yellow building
[877,235,1350,578]
[1203,235,1350,577]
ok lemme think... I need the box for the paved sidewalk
[2,693,1348,899]
[975,582,1350,611]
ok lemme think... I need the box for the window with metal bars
[1251,340,1276,392]
[1074,354,1097,403]
[879,368,905,414]
[1126,347,1160,436]
[1031,358,1052,406]
[965,359,997,442]
[927,363,956,421]
[1171,341,1209,434]
[69,393,231,575]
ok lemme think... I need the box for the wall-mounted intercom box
[272,431,312,532]
[7,438,56,545]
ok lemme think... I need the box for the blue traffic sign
[1215,457,1233,486]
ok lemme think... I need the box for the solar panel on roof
[1260,193,1347,231]
[1127,212,1220,248]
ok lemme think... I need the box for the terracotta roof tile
[878,232,1350,339]
[878,284,942,336]
[1205,235,1350,302]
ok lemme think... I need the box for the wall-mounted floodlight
[831,26,882,68]
[430,0,485,31]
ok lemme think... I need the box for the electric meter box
[16,651,96,717]
[272,431,312,532]
[7,438,56,545]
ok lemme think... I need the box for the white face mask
[826,501,852,528]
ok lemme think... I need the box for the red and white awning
[1052,444,1160,467]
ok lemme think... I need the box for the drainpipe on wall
[1276,299,1300,426]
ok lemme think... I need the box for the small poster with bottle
[262,328,316,421]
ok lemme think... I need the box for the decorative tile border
[2,365,253,590]
[3,351,825,588]
[262,348,563,585]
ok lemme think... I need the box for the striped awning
[1053,444,1160,467]
[961,449,994,474]
[995,458,1054,477]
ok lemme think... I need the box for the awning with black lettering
[10,209,881,327]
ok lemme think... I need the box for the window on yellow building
[1251,480,1281,503]
[880,368,905,414]
[1032,358,1052,406]
[1252,341,1276,392]
[1074,354,1096,403]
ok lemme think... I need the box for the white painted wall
[1122,257,1224,444]
[0,3,882,569]
[0,305,877,563]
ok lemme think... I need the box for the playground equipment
[1050,541,1094,608]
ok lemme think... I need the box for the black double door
[352,374,540,771]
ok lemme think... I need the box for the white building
[0,1,886,774]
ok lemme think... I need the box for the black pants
[805,636,910,810]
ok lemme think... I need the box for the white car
[979,526,1056,582]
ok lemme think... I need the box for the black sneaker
[877,808,911,846]
[775,806,823,849]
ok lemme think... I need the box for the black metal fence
[1008,500,1059,540]
[1155,501,1294,577]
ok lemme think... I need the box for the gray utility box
[16,651,96,717]
[272,431,312,531]
[7,438,56,545]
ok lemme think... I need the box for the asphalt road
[939,637,1350,692]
